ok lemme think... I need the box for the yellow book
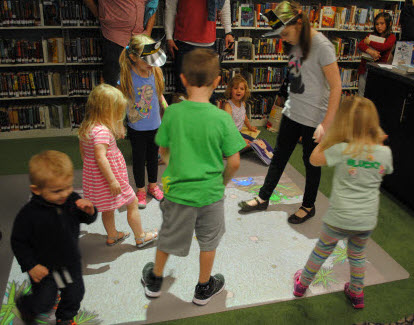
[240,126,260,139]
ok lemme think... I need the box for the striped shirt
[81,125,135,212]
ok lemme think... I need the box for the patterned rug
[1,173,409,325]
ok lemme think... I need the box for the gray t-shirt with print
[283,32,337,128]
[323,143,393,231]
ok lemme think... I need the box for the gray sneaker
[192,274,225,306]
[141,262,163,298]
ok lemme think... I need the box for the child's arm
[159,146,170,166]
[94,144,121,196]
[358,37,381,61]
[79,141,84,161]
[11,212,49,282]
[74,193,98,224]
[223,152,241,186]
[365,34,396,52]
[223,102,232,116]
[244,115,257,132]
[309,144,327,167]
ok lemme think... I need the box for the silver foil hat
[261,10,298,38]
[127,35,166,67]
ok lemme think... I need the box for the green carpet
[1,128,413,325]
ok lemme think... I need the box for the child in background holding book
[293,97,393,309]
[358,12,396,96]
[223,74,257,148]
[79,84,157,247]
[118,34,167,209]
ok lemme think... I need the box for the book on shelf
[236,37,253,60]
[41,0,61,26]
[43,38,65,63]
[240,4,255,27]
[0,0,42,27]
[254,38,286,60]
[339,68,359,88]
[0,39,44,64]
[320,6,336,28]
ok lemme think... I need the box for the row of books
[0,37,103,64]
[215,94,275,120]
[306,5,401,32]
[340,68,359,88]
[0,102,85,132]
[0,70,103,98]
[0,0,98,27]
[229,2,401,32]
[251,67,288,90]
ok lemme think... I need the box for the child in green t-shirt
[141,48,246,305]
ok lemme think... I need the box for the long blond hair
[321,96,385,157]
[78,84,127,140]
[119,34,165,107]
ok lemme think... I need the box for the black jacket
[401,5,414,41]
[11,192,97,273]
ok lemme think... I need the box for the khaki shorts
[157,198,225,257]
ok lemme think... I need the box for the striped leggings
[300,223,372,294]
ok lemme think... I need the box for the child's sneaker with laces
[141,262,163,298]
[147,185,164,201]
[344,282,364,309]
[192,274,225,306]
[136,190,147,209]
[293,269,308,297]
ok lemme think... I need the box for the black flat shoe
[288,206,315,224]
[238,197,269,212]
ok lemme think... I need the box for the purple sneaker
[344,282,364,309]
[293,270,308,297]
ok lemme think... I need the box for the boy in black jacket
[11,150,97,325]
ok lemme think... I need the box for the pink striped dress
[81,125,135,212]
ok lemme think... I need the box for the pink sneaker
[136,190,147,209]
[344,282,364,309]
[293,269,308,297]
[148,185,164,201]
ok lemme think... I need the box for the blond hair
[224,74,251,102]
[29,150,73,188]
[321,96,385,157]
[275,1,311,60]
[119,34,165,107]
[181,48,220,87]
[78,84,127,140]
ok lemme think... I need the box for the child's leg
[17,274,57,319]
[126,197,157,244]
[153,249,169,277]
[55,270,85,321]
[347,230,372,295]
[199,250,216,283]
[102,210,129,244]
[300,223,345,286]
[147,129,159,189]
[128,127,147,191]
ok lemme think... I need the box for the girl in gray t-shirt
[238,1,342,225]
[293,97,393,309]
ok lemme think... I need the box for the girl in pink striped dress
[78,84,157,247]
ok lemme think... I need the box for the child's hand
[313,124,325,143]
[29,264,49,283]
[364,37,370,45]
[382,134,389,145]
[75,199,95,215]
[109,180,121,196]
[249,126,258,132]
[367,48,381,61]
[244,139,251,147]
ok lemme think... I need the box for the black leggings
[259,115,321,208]
[128,127,159,188]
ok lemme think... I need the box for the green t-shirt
[323,143,393,231]
[156,100,246,207]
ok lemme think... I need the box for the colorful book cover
[321,6,337,28]
[240,4,254,27]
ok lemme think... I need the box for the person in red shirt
[83,0,157,87]
[357,12,396,96]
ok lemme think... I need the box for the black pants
[19,269,84,321]
[173,40,216,94]
[102,37,124,87]
[128,127,159,188]
[259,115,321,208]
